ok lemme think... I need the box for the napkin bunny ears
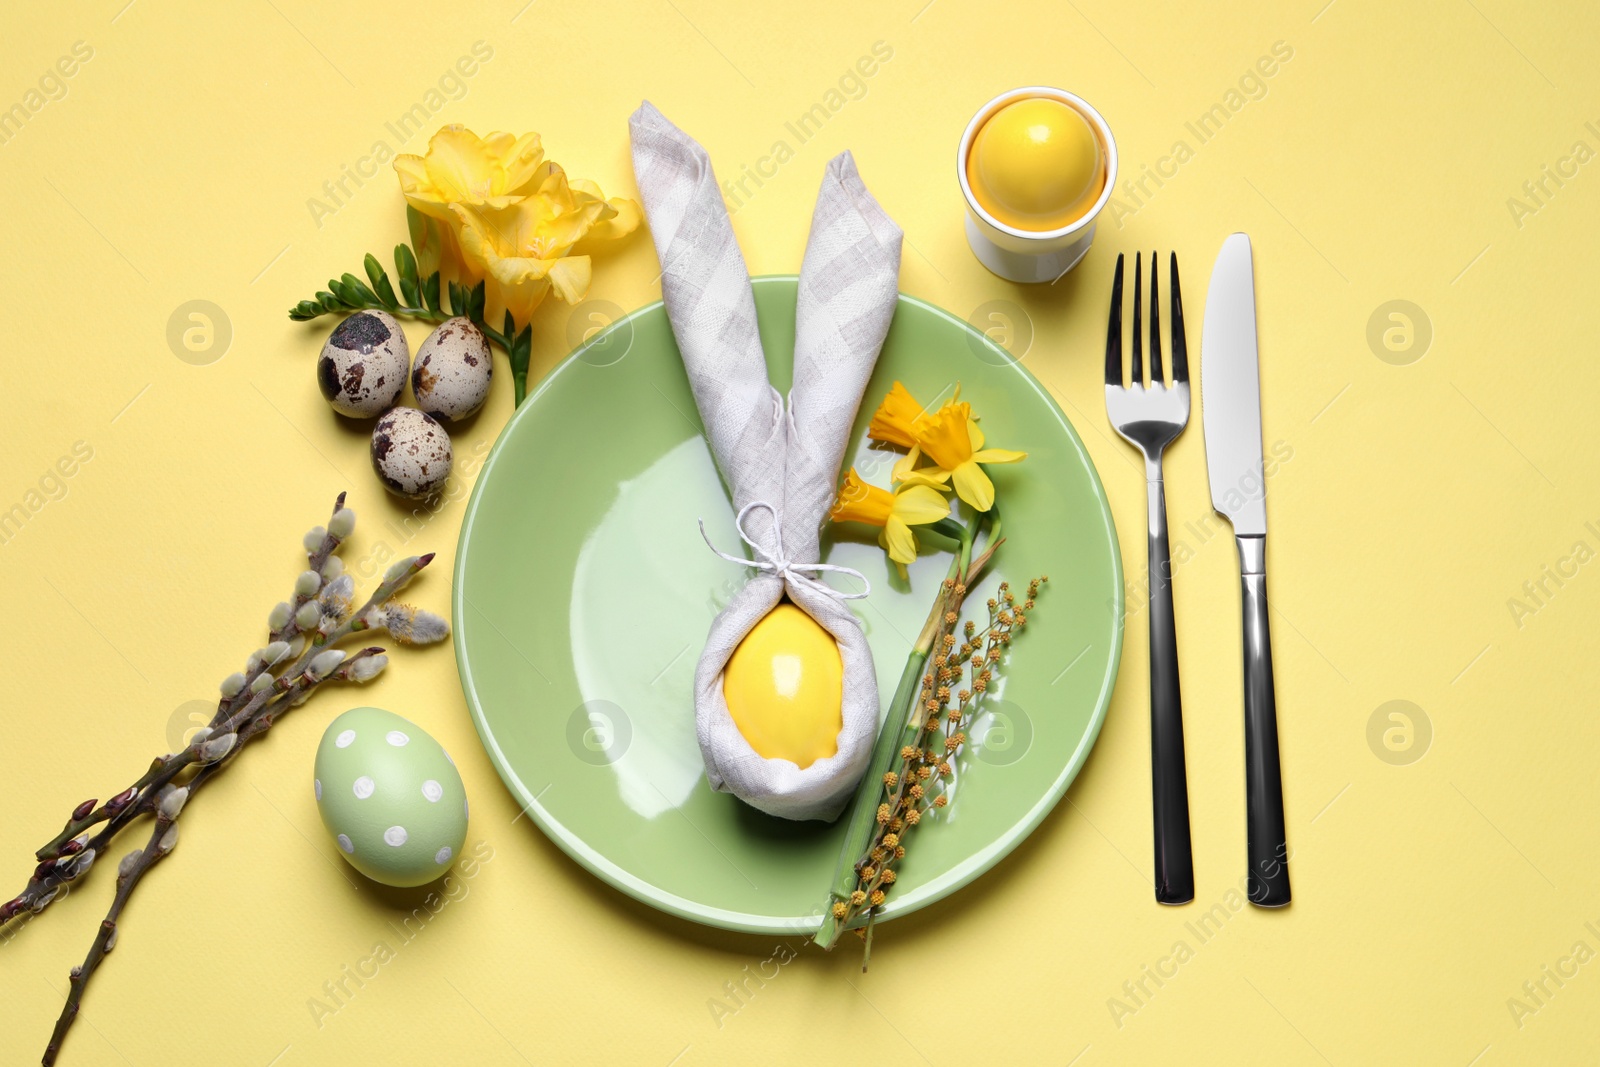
[629,102,903,821]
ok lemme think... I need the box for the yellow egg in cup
[957,87,1118,283]
[723,603,844,769]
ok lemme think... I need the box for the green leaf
[364,255,400,309]
[510,325,534,405]
[317,291,343,313]
[374,274,400,309]
[469,280,486,324]
[395,244,418,285]
[423,272,442,313]
[448,280,463,316]
[341,272,381,306]
[330,278,361,306]
[407,205,443,278]
[395,245,420,307]
[503,310,515,342]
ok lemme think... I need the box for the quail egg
[371,407,452,499]
[318,310,410,418]
[412,317,492,422]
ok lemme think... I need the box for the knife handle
[1146,473,1195,905]
[1237,535,1291,907]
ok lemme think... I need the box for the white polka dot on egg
[386,731,409,747]
[435,846,453,865]
[353,776,375,799]
[422,780,443,803]
[335,729,356,748]
[384,825,408,847]
[337,834,354,854]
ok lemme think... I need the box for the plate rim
[453,275,1124,935]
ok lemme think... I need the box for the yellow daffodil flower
[830,468,950,569]
[867,380,933,449]
[868,382,1026,512]
[891,446,949,491]
[915,400,1026,512]
[448,164,641,326]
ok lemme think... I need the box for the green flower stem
[813,622,932,950]
[813,505,1014,952]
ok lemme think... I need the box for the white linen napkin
[629,101,903,822]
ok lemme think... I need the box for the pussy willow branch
[0,493,448,1066]
[44,815,174,1065]
[6,493,347,915]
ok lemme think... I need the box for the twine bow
[698,500,870,601]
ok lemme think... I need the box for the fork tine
[1130,251,1143,384]
[1169,253,1189,384]
[1150,251,1164,383]
[1105,253,1124,386]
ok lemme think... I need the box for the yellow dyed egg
[723,603,843,769]
[967,97,1104,231]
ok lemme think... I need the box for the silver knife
[1201,233,1291,907]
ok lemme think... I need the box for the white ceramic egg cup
[958,86,1119,284]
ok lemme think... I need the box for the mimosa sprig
[816,381,1044,965]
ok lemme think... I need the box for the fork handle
[1237,535,1291,907]
[1146,467,1194,905]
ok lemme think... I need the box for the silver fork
[1105,251,1195,906]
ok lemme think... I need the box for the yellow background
[1,1,1595,1063]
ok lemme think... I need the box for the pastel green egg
[314,706,468,888]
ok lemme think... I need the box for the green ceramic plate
[454,277,1122,934]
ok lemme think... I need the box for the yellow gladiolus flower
[449,163,641,326]
[830,468,950,568]
[914,401,1026,513]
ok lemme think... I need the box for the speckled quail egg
[314,706,468,888]
[412,317,492,422]
[370,407,452,498]
[318,310,410,418]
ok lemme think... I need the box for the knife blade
[1201,231,1291,908]
[1201,233,1266,536]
